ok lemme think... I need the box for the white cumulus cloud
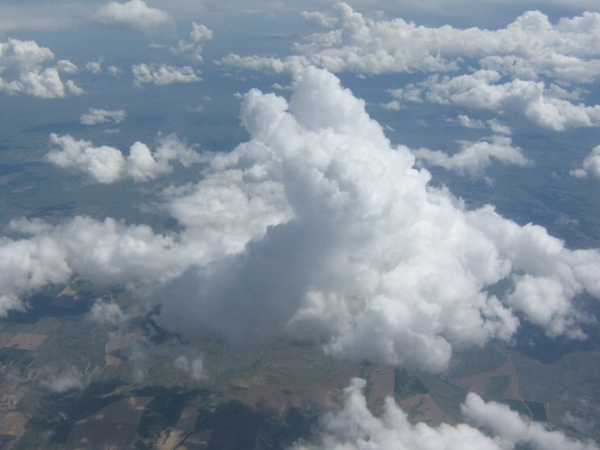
[570,145,600,179]
[132,63,201,86]
[155,68,600,372]
[89,300,129,326]
[46,133,202,183]
[292,5,600,83]
[392,70,600,131]
[80,108,126,126]
[412,135,529,176]
[40,367,100,393]
[170,22,213,62]
[2,68,600,375]
[456,114,485,129]
[46,134,126,184]
[95,0,171,33]
[291,378,599,450]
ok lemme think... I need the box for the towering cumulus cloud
[2,68,600,373]
[158,67,600,372]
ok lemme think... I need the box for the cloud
[221,5,600,85]
[95,0,171,33]
[132,63,201,86]
[55,60,78,74]
[456,114,485,129]
[292,5,600,83]
[0,38,83,98]
[89,300,129,326]
[412,135,529,176]
[85,59,103,74]
[173,355,208,381]
[570,145,600,179]
[218,54,309,76]
[392,70,600,131]
[220,5,600,133]
[462,391,598,449]
[155,68,600,371]
[170,22,213,62]
[487,119,512,135]
[291,378,599,450]
[40,367,100,393]
[80,108,127,126]
[108,65,121,76]
[45,133,202,183]
[0,215,199,318]
[381,99,401,111]
[300,10,338,28]
[0,3,85,32]
[46,134,126,184]
[2,68,600,374]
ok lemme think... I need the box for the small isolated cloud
[381,99,401,111]
[292,379,598,450]
[80,108,126,126]
[55,60,78,74]
[570,145,600,178]
[487,119,512,135]
[46,133,202,183]
[0,38,83,98]
[85,59,103,74]
[412,135,529,176]
[95,0,171,33]
[456,114,485,129]
[300,10,338,28]
[170,22,213,63]
[40,367,100,393]
[173,355,208,381]
[132,63,201,86]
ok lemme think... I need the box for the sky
[1,0,600,448]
